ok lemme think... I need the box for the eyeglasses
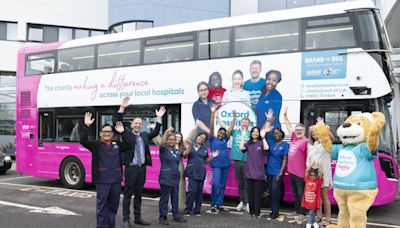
[101,130,113,134]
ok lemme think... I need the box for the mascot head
[336,112,385,145]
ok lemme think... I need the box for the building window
[28,25,44,42]
[90,30,105,37]
[0,22,17,41]
[109,21,153,33]
[59,28,73,41]
[75,29,89,39]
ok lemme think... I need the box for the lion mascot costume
[314,112,385,228]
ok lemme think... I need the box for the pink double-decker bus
[16,1,398,205]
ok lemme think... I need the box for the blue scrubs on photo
[158,146,182,220]
[255,88,282,130]
[184,144,208,214]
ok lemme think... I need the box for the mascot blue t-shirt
[332,142,377,190]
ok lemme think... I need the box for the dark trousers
[159,184,179,219]
[211,167,229,207]
[96,183,121,228]
[123,165,146,221]
[247,179,264,216]
[185,178,204,214]
[267,175,282,215]
[234,161,248,204]
[290,174,307,215]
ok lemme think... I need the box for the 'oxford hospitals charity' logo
[335,149,357,177]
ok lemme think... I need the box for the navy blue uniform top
[159,146,182,187]
[185,144,208,181]
[80,125,132,184]
[192,98,215,135]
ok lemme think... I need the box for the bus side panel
[372,154,398,206]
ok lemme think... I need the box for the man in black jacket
[118,97,166,228]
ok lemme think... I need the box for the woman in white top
[306,118,333,227]
[222,70,251,107]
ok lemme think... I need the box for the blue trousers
[267,175,282,215]
[211,167,229,207]
[185,178,205,214]
[159,184,179,219]
[308,209,316,224]
[96,183,121,228]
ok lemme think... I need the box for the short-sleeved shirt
[230,129,250,161]
[222,89,251,107]
[185,144,208,180]
[243,78,266,110]
[192,97,215,134]
[302,176,323,210]
[331,143,377,190]
[208,87,226,108]
[266,141,289,176]
[255,89,282,130]
[209,136,230,168]
[287,132,308,178]
[244,140,268,180]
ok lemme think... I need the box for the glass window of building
[26,52,55,75]
[0,103,16,136]
[6,23,17,40]
[144,34,194,64]
[75,29,89,39]
[136,22,153,30]
[305,16,356,50]
[111,25,122,33]
[98,40,141,68]
[90,30,105,37]
[287,0,315,8]
[59,28,73,41]
[0,72,16,87]
[198,29,230,59]
[235,20,299,56]
[58,46,95,72]
[123,22,136,32]
[28,25,44,42]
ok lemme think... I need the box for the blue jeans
[290,174,307,215]
[308,209,316,224]
[211,167,229,207]
[267,175,282,215]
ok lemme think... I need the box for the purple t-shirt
[287,132,308,178]
[244,140,268,180]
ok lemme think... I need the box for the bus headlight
[4,156,11,162]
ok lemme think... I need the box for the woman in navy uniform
[158,127,190,225]
[80,112,132,228]
[184,132,219,216]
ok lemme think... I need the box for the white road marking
[0,176,33,182]
[0,200,81,216]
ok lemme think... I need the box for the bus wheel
[60,157,85,189]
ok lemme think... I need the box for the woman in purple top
[240,126,270,218]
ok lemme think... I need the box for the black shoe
[269,213,279,219]
[173,216,187,223]
[217,206,225,211]
[123,220,134,228]
[135,217,151,225]
[210,207,217,213]
[194,212,201,216]
[159,217,169,225]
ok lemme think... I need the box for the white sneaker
[244,203,250,213]
[313,222,319,228]
[235,201,244,211]
[287,211,298,218]
[306,224,312,228]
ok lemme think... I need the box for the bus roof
[24,0,376,51]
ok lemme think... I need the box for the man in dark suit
[118,97,166,228]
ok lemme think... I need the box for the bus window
[98,40,141,68]
[39,112,54,141]
[26,52,55,75]
[56,117,83,142]
[144,34,194,64]
[198,29,230,59]
[57,46,95,72]
[305,16,356,50]
[235,20,299,56]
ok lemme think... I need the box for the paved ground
[0,162,399,228]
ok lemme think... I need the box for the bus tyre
[60,157,85,189]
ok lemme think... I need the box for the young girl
[302,163,323,228]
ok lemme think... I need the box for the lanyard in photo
[168,147,178,158]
